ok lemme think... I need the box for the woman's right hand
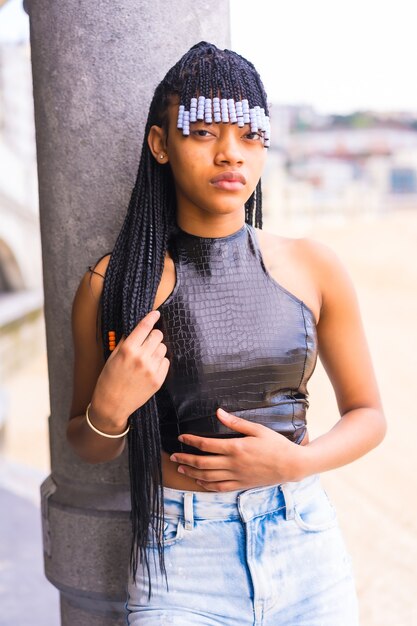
[89,310,169,430]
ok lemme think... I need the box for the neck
[175,210,245,238]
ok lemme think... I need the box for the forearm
[66,403,128,464]
[297,407,387,479]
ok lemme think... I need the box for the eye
[191,129,214,138]
[244,131,264,142]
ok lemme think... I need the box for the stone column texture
[26,2,230,624]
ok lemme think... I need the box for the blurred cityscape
[0,32,46,466]
[263,104,417,225]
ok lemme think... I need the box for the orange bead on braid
[108,330,116,351]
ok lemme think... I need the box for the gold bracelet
[85,402,130,439]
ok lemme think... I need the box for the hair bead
[108,330,116,351]
[228,98,237,123]
[220,98,229,123]
[249,108,258,132]
[255,105,260,126]
[263,115,271,146]
[196,96,205,121]
[177,104,185,129]
[242,101,251,125]
[189,97,197,122]
[182,110,190,135]
[255,106,263,131]
[259,107,266,131]
[236,99,245,127]
[204,98,213,123]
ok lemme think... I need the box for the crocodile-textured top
[154,223,318,456]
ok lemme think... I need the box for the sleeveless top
[154,223,318,455]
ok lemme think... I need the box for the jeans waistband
[161,473,322,529]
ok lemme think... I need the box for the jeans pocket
[293,488,338,532]
[146,516,185,548]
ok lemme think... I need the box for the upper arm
[308,241,382,416]
[69,254,111,420]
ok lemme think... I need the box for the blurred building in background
[0,28,44,442]
[263,104,417,227]
[0,37,40,281]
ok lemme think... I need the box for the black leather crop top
[154,223,318,455]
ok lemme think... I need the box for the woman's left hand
[168,408,309,491]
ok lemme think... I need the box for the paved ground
[0,458,60,626]
[1,209,417,625]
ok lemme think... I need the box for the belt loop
[280,483,295,520]
[183,492,194,531]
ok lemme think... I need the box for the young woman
[67,42,386,625]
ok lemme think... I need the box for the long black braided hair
[98,41,270,600]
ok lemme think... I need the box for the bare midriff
[161,429,310,491]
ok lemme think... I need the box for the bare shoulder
[82,253,112,298]
[255,227,339,263]
[255,227,348,280]
[287,237,356,303]
[283,236,359,325]
[91,253,112,275]
[72,253,111,336]
[254,228,354,324]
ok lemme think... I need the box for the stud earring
[159,153,165,160]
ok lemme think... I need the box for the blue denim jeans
[125,473,359,625]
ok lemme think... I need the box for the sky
[230,0,417,114]
[0,0,29,43]
[1,0,416,115]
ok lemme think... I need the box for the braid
[99,41,269,601]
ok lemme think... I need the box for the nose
[214,127,244,166]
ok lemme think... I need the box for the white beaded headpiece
[176,96,271,148]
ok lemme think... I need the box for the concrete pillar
[25,2,230,624]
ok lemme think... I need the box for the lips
[210,171,246,191]
[210,171,247,185]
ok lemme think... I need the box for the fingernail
[177,466,185,474]
[178,436,184,442]
[217,408,228,417]
[170,455,178,462]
